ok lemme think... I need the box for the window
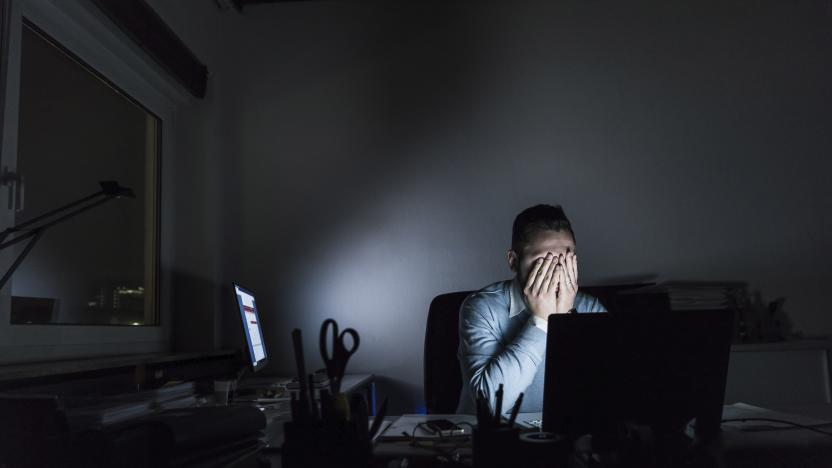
[0,0,180,362]
[10,21,160,326]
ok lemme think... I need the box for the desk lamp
[0,180,134,290]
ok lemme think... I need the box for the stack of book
[64,381,197,429]
[618,281,748,312]
[661,281,748,311]
[660,281,747,310]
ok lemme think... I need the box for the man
[456,204,606,415]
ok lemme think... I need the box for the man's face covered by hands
[510,230,575,286]
[507,229,579,319]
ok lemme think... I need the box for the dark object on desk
[423,284,654,414]
[542,309,734,444]
[0,395,68,467]
[425,418,462,434]
[283,319,371,468]
[473,425,521,468]
[518,432,570,468]
[473,390,546,468]
[0,180,133,291]
[0,398,265,468]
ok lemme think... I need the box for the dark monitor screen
[542,309,733,440]
[233,283,268,372]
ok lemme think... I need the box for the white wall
[155,0,832,412]
[143,0,233,351]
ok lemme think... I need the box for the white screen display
[235,285,267,366]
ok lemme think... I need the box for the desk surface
[253,403,832,468]
[719,403,832,468]
[239,373,374,391]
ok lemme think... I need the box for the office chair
[424,291,472,414]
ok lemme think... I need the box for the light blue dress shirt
[456,279,606,414]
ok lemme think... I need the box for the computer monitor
[233,283,268,372]
[541,309,733,442]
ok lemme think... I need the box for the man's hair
[511,204,575,254]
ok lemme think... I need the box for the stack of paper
[66,399,153,428]
[663,281,747,311]
[64,381,198,429]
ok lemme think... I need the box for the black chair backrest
[424,291,472,414]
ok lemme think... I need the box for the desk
[719,403,832,468]
[251,404,832,468]
[0,372,374,468]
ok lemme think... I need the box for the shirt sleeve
[586,295,608,313]
[457,295,547,415]
[530,314,549,332]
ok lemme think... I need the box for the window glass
[10,20,159,326]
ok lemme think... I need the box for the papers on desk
[379,414,477,441]
[722,402,832,432]
[63,381,197,429]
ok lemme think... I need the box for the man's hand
[523,253,558,320]
[554,252,579,314]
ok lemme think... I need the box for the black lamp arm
[0,229,43,291]
[0,181,134,291]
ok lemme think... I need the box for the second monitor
[542,308,734,441]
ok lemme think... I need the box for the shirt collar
[509,277,526,318]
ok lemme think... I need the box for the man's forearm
[460,320,547,415]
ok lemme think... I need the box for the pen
[350,393,369,436]
[476,389,490,429]
[369,397,389,439]
[291,329,309,418]
[494,384,504,424]
[308,373,319,421]
[319,388,332,423]
[508,392,524,427]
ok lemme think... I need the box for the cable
[722,418,832,436]
[401,421,472,463]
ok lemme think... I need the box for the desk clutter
[0,394,266,468]
[471,386,570,468]
[281,319,388,468]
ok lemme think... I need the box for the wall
[144,0,235,352]
[156,0,832,412]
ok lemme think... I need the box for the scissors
[319,318,360,394]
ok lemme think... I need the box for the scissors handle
[338,328,360,356]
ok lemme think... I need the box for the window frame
[0,0,189,363]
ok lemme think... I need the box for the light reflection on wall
[203,0,832,414]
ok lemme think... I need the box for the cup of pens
[282,323,388,468]
[473,384,524,468]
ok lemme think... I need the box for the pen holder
[473,426,520,468]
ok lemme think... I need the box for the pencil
[494,384,504,423]
[508,392,524,427]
